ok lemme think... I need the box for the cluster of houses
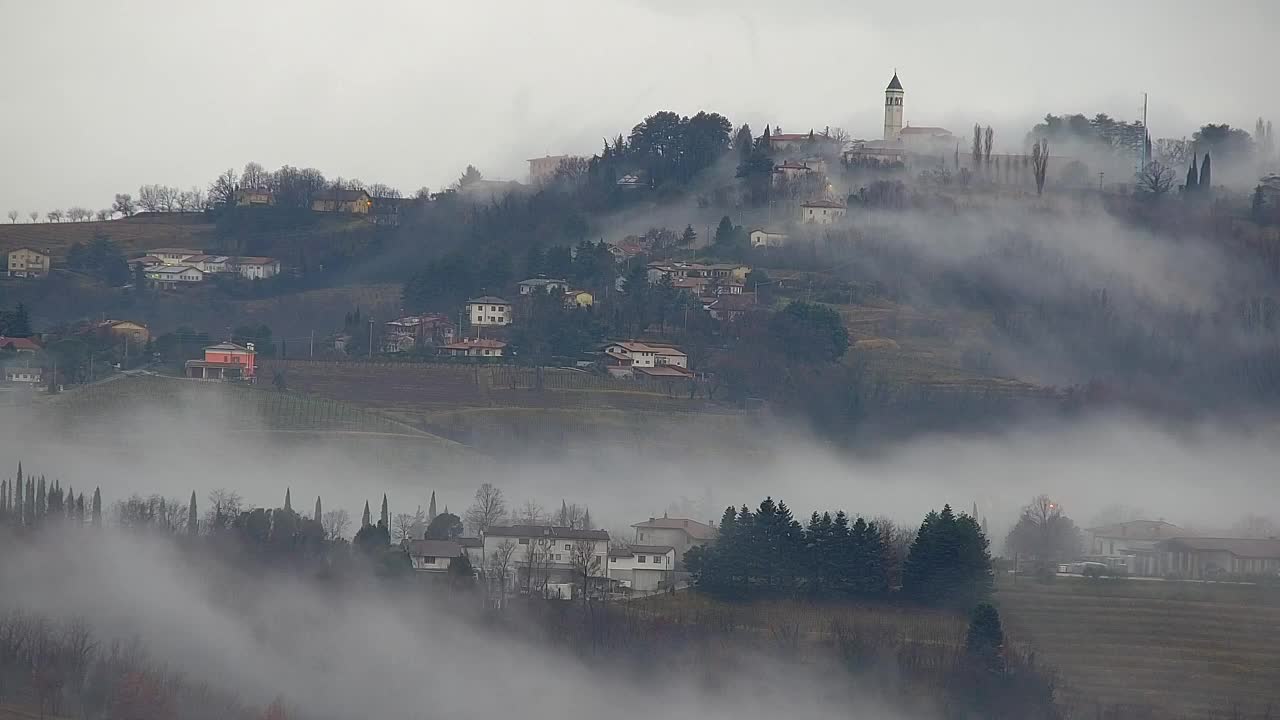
[1081,519,1280,580]
[0,319,151,389]
[133,247,281,288]
[403,514,718,600]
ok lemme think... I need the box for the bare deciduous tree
[6,210,16,223]
[465,483,506,534]
[209,168,239,207]
[1232,514,1277,539]
[983,126,994,169]
[112,193,136,217]
[1005,495,1081,575]
[392,512,417,542]
[486,539,518,608]
[515,499,546,526]
[1135,161,1175,197]
[203,488,243,532]
[46,209,63,223]
[95,209,110,221]
[240,161,270,190]
[321,508,351,541]
[28,211,38,222]
[570,537,603,606]
[1031,139,1049,196]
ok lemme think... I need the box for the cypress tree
[66,485,74,521]
[314,496,322,524]
[284,488,292,514]
[427,491,437,521]
[25,479,35,525]
[1199,152,1211,188]
[188,491,198,535]
[36,476,46,521]
[361,500,372,528]
[1185,155,1198,191]
[76,493,85,524]
[91,487,102,527]
[380,494,389,528]
[1,480,7,518]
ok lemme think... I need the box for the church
[847,72,955,165]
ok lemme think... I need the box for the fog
[2,0,1278,210]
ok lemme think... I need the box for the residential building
[0,337,41,353]
[607,545,677,593]
[150,248,203,265]
[480,525,611,594]
[97,320,150,345]
[7,248,50,278]
[706,293,755,321]
[616,174,645,190]
[458,537,484,568]
[185,342,256,381]
[2,362,43,385]
[632,517,718,568]
[370,196,414,226]
[229,256,281,280]
[773,159,817,187]
[383,314,454,351]
[311,188,372,214]
[382,332,417,354]
[750,229,788,248]
[181,255,232,274]
[440,338,507,358]
[1086,520,1186,577]
[235,188,274,206]
[603,341,658,368]
[801,199,846,224]
[564,289,594,308]
[404,539,465,573]
[650,344,688,369]
[646,261,750,284]
[144,265,205,288]
[1154,537,1280,579]
[127,255,163,269]
[467,296,512,326]
[528,155,583,184]
[518,278,569,295]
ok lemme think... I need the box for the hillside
[0,214,217,259]
[996,577,1280,719]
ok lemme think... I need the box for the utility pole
[368,319,374,359]
[1098,172,1105,192]
[309,331,314,358]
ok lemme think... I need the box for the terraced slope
[0,214,216,258]
[997,579,1280,719]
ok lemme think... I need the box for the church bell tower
[884,71,904,141]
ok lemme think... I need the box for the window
[565,544,571,551]
[519,538,529,545]
[653,555,664,564]
[637,555,646,563]
[639,532,645,541]
[554,554,562,561]
[610,556,616,563]
[424,556,436,563]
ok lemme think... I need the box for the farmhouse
[235,188,274,206]
[801,199,846,224]
[144,265,205,288]
[229,256,281,280]
[1087,519,1186,576]
[7,248,50,278]
[706,293,755,321]
[749,229,788,248]
[518,278,569,295]
[383,314,454,349]
[311,188,372,214]
[404,539,465,573]
[96,320,150,345]
[184,342,257,381]
[466,296,512,327]
[480,525,611,595]
[1155,537,1280,580]
[607,545,676,593]
[632,516,717,568]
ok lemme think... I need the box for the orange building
[185,342,257,381]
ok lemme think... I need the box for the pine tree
[380,494,389,528]
[313,496,322,524]
[91,487,102,527]
[284,488,292,514]
[188,491,198,535]
[902,505,992,609]
[1186,155,1198,191]
[965,602,1005,672]
[1199,152,1211,188]
[361,501,372,528]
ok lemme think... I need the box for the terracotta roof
[404,539,463,558]
[635,365,693,378]
[770,133,818,142]
[0,336,41,351]
[631,517,717,541]
[1159,537,1280,559]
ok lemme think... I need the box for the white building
[884,72,904,141]
[181,255,231,274]
[1085,519,1185,576]
[479,525,611,594]
[749,229,788,248]
[608,545,676,593]
[603,341,658,368]
[632,516,718,569]
[231,257,281,280]
[880,71,954,153]
[3,364,43,385]
[517,278,569,295]
[404,539,465,573]
[467,296,512,327]
[150,248,203,265]
[144,265,205,287]
[801,199,846,224]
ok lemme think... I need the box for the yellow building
[7,247,50,278]
[565,289,594,308]
[99,320,150,345]
[311,189,372,214]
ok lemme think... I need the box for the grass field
[0,214,217,259]
[996,576,1280,718]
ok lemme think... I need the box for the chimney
[648,517,655,523]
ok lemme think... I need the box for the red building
[185,342,257,381]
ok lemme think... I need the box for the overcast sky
[1,0,1276,212]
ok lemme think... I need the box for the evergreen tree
[428,491,437,521]
[1253,185,1267,221]
[314,496,322,524]
[76,493,85,524]
[902,505,992,609]
[679,224,697,247]
[1199,152,1211,188]
[965,602,1005,672]
[36,476,46,521]
[1185,155,1198,191]
[361,500,372,528]
[91,487,102,527]
[0,480,7,519]
[188,491,198,535]
[380,494,389,528]
[284,488,292,514]
[65,485,74,521]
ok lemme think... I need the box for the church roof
[887,72,903,91]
